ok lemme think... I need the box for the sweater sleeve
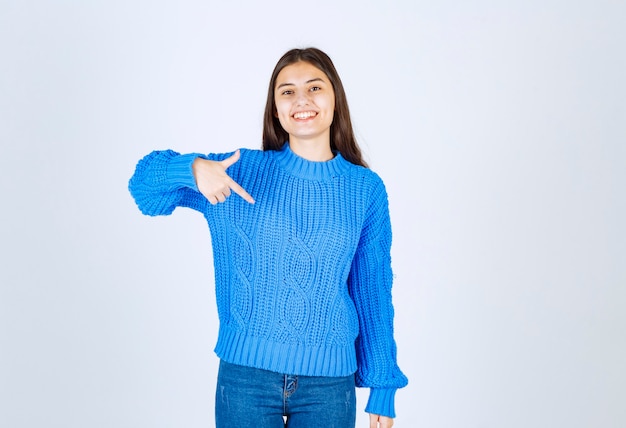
[128,150,209,216]
[348,178,408,418]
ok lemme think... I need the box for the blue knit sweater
[128,143,408,417]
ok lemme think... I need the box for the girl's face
[274,61,335,146]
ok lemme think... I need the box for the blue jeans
[215,360,356,428]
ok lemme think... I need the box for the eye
[310,86,322,92]
[280,89,294,95]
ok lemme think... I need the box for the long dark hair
[262,47,368,168]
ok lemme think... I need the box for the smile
[293,111,317,120]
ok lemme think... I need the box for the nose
[295,91,310,106]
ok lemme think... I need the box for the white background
[1,1,624,427]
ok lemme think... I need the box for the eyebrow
[276,77,326,89]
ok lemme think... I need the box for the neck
[289,136,334,162]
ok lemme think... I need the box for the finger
[216,193,226,203]
[369,413,378,428]
[207,195,218,205]
[220,149,241,169]
[229,179,255,204]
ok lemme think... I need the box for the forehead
[275,61,329,86]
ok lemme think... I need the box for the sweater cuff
[365,388,398,418]
[166,153,206,191]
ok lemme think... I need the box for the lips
[293,111,317,120]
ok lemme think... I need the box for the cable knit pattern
[128,143,408,417]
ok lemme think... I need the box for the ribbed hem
[214,325,357,377]
[273,143,353,181]
[365,388,398,418]
[166,153,206,190]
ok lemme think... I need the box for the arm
[128,149,207,216]
[348,179,408,419]
[128,149,254,216]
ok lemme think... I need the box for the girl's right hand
[192,150,255,205]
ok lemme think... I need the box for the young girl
[129,47,407,428]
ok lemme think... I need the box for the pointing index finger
[229,178,255,204]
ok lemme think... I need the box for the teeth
[294,111,316,119]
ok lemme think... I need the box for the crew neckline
[273,142,352,180]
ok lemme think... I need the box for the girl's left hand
[369,413,394,427]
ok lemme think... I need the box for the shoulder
[205,147,268,166]
[355,165,384,184]
[343,163,388,196]
[233,148,281,172]
[238,147,264,156]
[238,147,276,163]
